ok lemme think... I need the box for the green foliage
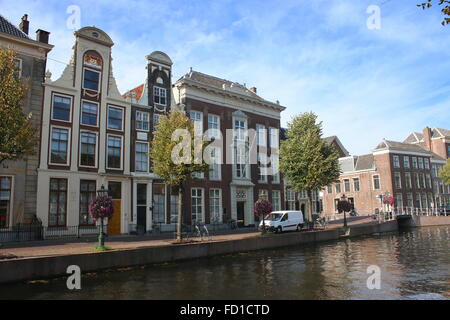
[439,159,450,185]
[279,112,340,193]
[0,47,38,164]
[337,200,352,213]
[418,0,450,25]
[150,109,209,187]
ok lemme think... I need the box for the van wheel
[277,226,282,233]
[296,224,303,232]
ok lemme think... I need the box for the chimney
[249,87,257,94]
[19,14,29,35]
[423,127,432,151]
[36,29,50,44]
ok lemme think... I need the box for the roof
[430,151,446,162]
[403,132,423,144]
[124,84,145,101]
[147,51,172,66]
[0,14,29,39]
[375,139,431,154]
[435,128,450,138]
[355,154,375,171]
[323,136,350,157]
[180,70,265,101]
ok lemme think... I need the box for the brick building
[0,14,53,227]
[322,132,450,217]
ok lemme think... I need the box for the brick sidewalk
[0,216,377,260]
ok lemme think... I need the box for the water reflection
[0,226,449,300]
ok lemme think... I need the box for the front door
[237,201,245,227]
[136,184,147,234]
[108,182,122,235]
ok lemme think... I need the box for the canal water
[0,226,449,300]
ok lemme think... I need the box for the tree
[438,159,450,185]
[254,198,272,234]
[418,0,450,25]
[0,47,38,165]
[150,109,209,241]
[280,112,340,222]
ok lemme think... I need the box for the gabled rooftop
[375,139,431,155]
[0,14,29,39]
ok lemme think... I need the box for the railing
[0,224,106,243]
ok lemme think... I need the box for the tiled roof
[435,128,450,138]
[124,84,145,101]
[375,139,431,154]
[0,14,29,39]
[355,154,375,171]
[323,135,350,157]
[403,132,423,144]
[181,70,264,100]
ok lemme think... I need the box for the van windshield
[265,213,283,221]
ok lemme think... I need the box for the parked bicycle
[313,216,328,230]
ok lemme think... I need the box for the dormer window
[83,68,100,92]
[154,87,166,105]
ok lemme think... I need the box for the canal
[0,226,449,300]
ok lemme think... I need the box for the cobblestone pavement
[0,216,378,260]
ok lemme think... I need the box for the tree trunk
[307,189,314,223]
[177,185,183,241]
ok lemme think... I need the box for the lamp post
[96,185,109,248]
[340,194,348,228]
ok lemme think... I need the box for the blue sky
[1,0,450,155]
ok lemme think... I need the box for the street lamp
[96,184,109,248]
[340,194,349,229]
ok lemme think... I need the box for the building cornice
[373,149,431,157]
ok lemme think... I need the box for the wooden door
[108,200,121,235]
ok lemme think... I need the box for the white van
[259,211,304,233]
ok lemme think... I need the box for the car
[438,206,450,216]
[259,211,304,233]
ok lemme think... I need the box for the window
[327,185,333,194]
[107,135,122,169]
[393,155,400,168]
[52,95,72,121]
[208,114,220,139]
[336,182,342,193]
[406,193,413,208]
[415,173,421,189]
[191,188,203,223]
[426,174,432,189]
[353,178,360,192]
[0,177,12,228]
[418,158,424,169]
[394,172,402,189]
[447,145,450,157]
[373,175,380,190]
[259,189,268,201]
[80,132,97,167]
[79,180,96,225]
[234,120,246,141]
[153,113,160,130]
[256,124,266,147]
[420,173,426,189]
[50,127,69,164]
[135,142,149,172]
[83,68,100,91]
[344,179,350,192]
[424,158,430,170]
[403,156,410,169]
[286,189,296,210]
[81,101,98,126]
[108,182,122,199]
[258,153,268,183]
[271,154,280,184]
[136,111,149,131]
[190,111,203,136]
[209,189,222,223]
[412,157,418,169]
[170,194,179,224]
[269,128,279,149]
[107,106,124,131]
[209,147,221,181]
[235,145,247,178]
[405,172,412,189]
[395,194,403,209]
[432,165,439,177]
[153,184,165,224]
[272,191,281,211]
[154,87,167,105]
[49,178,67,227]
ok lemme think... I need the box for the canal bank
[0,221,398,284]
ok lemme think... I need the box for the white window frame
[393,155,400,168]
[424,158,430,170]
[353,178,360,192]
[80,100,99,127]
[207,114,220,140]
[418,157,424,169]
[152,113,161,131]
[372,174,381,190]
[394,172,402,189]
[258,152,268,183]
[107,105,124,132]
[135,141,149,173]
[13,58,22,78]
[190,111,203,137]
[136,111,150,132]
[272,190,281,211]
[106,134,123,170]
[82,67,101,93]
[256,124,267,147]
[403,156,410,169]
[79,130,98,168]
[209,188,222,224]
[269,127,279,150]
[0,175,14,228]
[191,188,204,223]
[271,153,280,184]
[49,125,71,166]
[153,86,167,106]
[50,92,73,123]
[209,147,221,181]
